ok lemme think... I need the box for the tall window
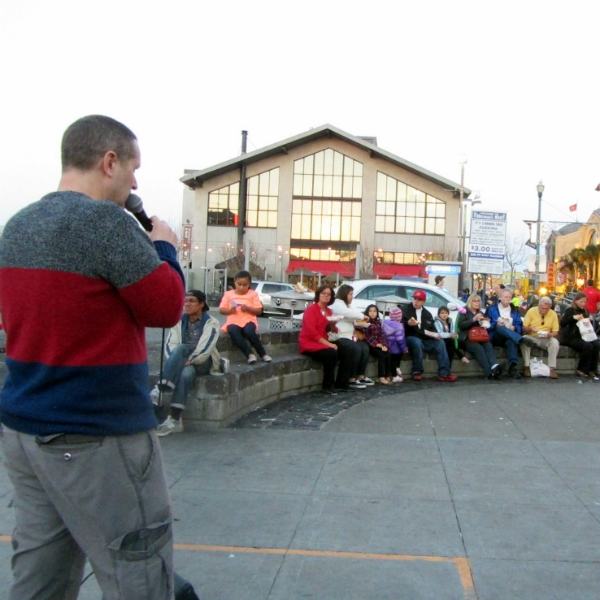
[292,149,363,242]
[247,168,279,228]
[375,172,445,235]
[293,149,362,198]
[208,182,239,226]
[207,168,279,228]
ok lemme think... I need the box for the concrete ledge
[177,331,582,429]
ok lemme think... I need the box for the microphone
[125,194,153,232]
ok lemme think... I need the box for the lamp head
[537,180,545,198]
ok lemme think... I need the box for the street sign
[467,211,507,275]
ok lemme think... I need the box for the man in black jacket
[403,290,457,382]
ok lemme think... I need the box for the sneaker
[523,366,531,377]
[491,363,503,378]
[157,416,184,437]
[247,354,257,364]
[149,385,161,406]
[349,381,367,389]
[323,388,338,396]
[358,377,375,386]
[396,368,404,377]
[262,354,272,362]
[461,356,470,364]
[550,369,559,379]
[220,357,230,374]
[392,375,404,383]
[412,374,422,382]
[438,374,458,382]
[519,337,537,348]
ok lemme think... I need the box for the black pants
[443,338,465,367]
[227,322,266,359]
[565,338,600,373]
[335,338,369,380]
[303,348,339,391]
[369,346,393,377]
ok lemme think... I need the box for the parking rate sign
[467,211,507,275]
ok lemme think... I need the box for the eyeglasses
[541,317,545,325]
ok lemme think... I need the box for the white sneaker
[262,355,272,362]
[220,357,230,373]
[396,368,403,377]
[392,375,404,383]
[247,354,257,364]
[157,416,184,437]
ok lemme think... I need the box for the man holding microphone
[0,115,184,599]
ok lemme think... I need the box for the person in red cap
[402,290,457,382]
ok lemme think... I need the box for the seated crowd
[154,276,599,432]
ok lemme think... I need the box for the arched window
[291,149,363,242]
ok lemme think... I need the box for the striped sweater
[0,191,185,436]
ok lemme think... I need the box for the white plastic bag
[530,357,550,377]
[577,318,598,342]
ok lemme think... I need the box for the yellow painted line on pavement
[0,536,476,600]
[175,543,476,600]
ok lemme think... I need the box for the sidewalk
[1,329,600,598]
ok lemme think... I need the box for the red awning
[286,260,424,279]
[286,260,356,277]
[373,264,425,279]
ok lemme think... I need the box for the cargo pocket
[107,519,173,599]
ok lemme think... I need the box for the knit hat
[186,290,209,311]
[389,307,403,321]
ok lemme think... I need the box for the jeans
[406,336,450,377]
[1,426,173,600]
[302,348,338,390]
[227,322,266,358]
[464,340,498,377]
[492,326,522,365]
[161,344,211,410]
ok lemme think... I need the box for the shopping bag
[530,357,550,377]
[576,318,598,342]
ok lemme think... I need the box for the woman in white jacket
[330,284,374,389]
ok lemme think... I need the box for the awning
[286,260,356,277]
[373,264,425,279]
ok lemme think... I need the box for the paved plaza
[0,327,599,598]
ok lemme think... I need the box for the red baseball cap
[413,290,427,300]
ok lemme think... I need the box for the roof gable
[181,124,469,196]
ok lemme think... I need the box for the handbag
[468,326,490,343]
[576,318,598,342]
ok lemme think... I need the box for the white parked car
[250,281,296,313]
[343,279,465,321]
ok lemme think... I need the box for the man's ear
[101,151,118,177]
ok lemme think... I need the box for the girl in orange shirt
[219,270,271,364]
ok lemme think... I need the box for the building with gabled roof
[180,124,469,287]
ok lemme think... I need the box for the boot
[508,364,522,379]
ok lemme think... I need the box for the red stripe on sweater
[0,265,183,366]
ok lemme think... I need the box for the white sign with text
[467,211,507,275]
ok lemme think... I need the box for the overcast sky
[2,0,599,246]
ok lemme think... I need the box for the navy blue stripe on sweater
[0,359,157,436]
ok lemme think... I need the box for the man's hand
[149,217,178,245]
[408,317,418,326]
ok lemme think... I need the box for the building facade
[181,125,469,288]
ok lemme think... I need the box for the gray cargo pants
[1,425,174,600]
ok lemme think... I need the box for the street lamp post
[534,180,545,292]
[457,156,467,290]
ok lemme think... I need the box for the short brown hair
[61,115,138,171]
